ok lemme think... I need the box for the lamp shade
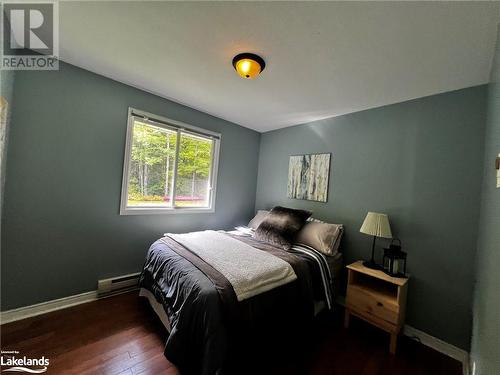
[360,212,392,239]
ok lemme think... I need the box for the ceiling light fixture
[232,53,266,79]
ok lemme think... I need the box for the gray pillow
[248,210,270,230]
[254,206,312,250]
[296,222,344,256]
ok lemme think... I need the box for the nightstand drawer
[346,286,399,325]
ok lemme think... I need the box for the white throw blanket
[167,230,297,301]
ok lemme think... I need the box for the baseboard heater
[97,272,141,297]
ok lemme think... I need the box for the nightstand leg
[344,309,350,329]
[390,333,397,354]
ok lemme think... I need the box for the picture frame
[287,153,331,202]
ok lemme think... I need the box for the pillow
[307,216,325,223]
[254,206,312,250]
[296,222,344,256]
[248,210,270,230]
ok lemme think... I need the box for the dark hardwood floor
[1,292,462,375]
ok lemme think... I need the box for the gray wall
[1,69,15,286]
[256,86,487,350]
[1,62,260,310]
[470,28,500,374]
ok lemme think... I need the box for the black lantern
[382,239,407,278]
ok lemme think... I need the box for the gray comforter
[139,233,327,375]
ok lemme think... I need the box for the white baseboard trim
[403,325,470,375]
[0,287,144,325]
[0,291,99,325]
[336,296,469,375]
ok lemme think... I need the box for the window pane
[127,121,177,208]
[175,132,213,208]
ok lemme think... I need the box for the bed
[139,207,343,375]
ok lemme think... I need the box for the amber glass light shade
[232,53,265,79]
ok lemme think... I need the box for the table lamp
[360,212,392,269]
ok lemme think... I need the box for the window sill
[120,207,215,215]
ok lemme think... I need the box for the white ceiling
[59,1,500,132]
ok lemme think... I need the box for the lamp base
[363,260,382,270]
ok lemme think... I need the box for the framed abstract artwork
[287,153,331,202]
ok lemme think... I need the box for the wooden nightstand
[344,260,409,354]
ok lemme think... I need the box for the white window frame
[120,108,220,215]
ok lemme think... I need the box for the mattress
[140,288,172,332]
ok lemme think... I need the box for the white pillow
[248,210,270,230]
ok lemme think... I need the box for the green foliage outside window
[127,122,213,207]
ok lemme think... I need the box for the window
[120,108,220,214]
